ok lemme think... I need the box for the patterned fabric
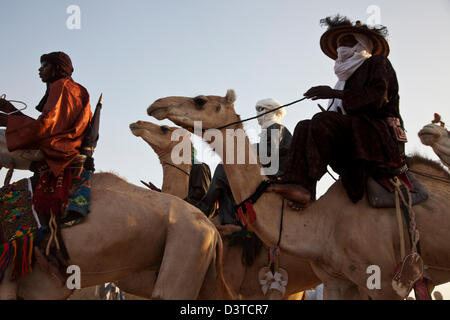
[0,179,42,282]
[33,165,73,217]
[61,170,92,228]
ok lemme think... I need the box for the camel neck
[160,154,190,198]
[213,122,325,260]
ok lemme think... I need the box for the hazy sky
[1,0,449,298]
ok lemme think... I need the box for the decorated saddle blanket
[367,171,428,208]
[0,170,93,282]
[0,179,43,281]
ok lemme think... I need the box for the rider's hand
[0,98,18,114]
[304,86,343,100]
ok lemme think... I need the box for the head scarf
[36,52,74,112]
[327,33,373,114]
[40,52,74,79]
[255,98,286,129]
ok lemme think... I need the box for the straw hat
[320,15,390,60]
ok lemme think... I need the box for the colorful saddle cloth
[0,179,42,281]
[0,170,93,282]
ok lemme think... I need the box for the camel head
[418,120,450,168]
[418,123,449,147]
[130,120,191,158]
[147,89,239,133]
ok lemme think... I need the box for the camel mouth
[418,128,437,138]
[147,104,169,120]
[129,123,144,136]
[418,129,438,146]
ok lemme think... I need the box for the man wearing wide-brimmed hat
[268,15,406,210]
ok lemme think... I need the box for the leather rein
[162,162,190,177]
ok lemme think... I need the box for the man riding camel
[268,16,406,210]
[0,52,92,283]
[0,51,92,179]
[199,98,292,232]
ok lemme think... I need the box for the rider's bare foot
[267,183,311,210]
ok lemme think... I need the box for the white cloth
[305,284,324,300]
[259,271,288,296]
[255,98,285,130]
[328,33,373,114]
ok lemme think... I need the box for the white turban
[255,98,286,129]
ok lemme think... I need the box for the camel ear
[225,89,236,104]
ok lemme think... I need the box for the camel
[130,122,191,198]
[0,129,43,185]
[418,116,450,169]
[147,89,450,299]
[128,120,318,299]
[0,146,233,300]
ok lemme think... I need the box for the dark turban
[40,51,74,78]
[36,52,74,112]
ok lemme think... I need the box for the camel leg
[115,269,158,299]
[311,263,365,300]
[0,267,18,300]
[322,277,363,300]
[152,222,216,299]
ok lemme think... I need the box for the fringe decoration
[244,201,257,224]
[236,206,247,227]
[0,227,43,282]
[235,200,257,226]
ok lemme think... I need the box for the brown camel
[0,162,233,300]
[147,89,450,299]
[130,122,191,198]
[418,117,450,169]
[128,120,318,299]
[110,123,191,298]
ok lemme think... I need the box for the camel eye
[160,125,169,133]
[216,104,221,112]
[193,96,208,109]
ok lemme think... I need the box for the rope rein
[277,199,285,248]
[0,93,28,115]
[161,162,190,177]
[216,97,308,130]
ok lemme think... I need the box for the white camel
[0,129,43,185]
[418,114,450,169]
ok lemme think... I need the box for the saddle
[367,171,429,208]
[366,158,428,209]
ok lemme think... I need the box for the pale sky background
[0,0,449,299]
